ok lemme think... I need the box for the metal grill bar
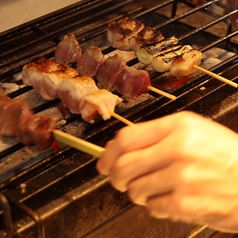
[0,193,14,238]
[178,9,238,46]
[12,199,45,238]
[154,0,219,28]
[0,1,238,237]
[0,0,237,187]
[0,0,134,78]
[0,0,237,182]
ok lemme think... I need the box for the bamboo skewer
[193,64,238,88]
[109,111,135,126]
[53,130,105,157]
[53,112,135,156]
[147,86,177,100]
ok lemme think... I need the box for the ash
[0,82,20,94]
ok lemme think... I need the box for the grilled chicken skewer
[22,58,125,124]
[96,53,176,100]
[75,45,176,100]
[107,17,237,88]
[138,38,237,87]
[107,17,203,76]
[55,35,176,100]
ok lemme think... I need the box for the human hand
[97,111,238,232]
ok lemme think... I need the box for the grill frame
[0,0,238,237]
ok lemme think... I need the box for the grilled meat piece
[150,45,203,76]
[18,111,56,150]
[54,34,82,65]
[151,45,193,73]
[96,54,127,89]
[76,46,104,77]
[57,75,99,114]
[107,17,145,51]
[57,75,122,123]
[22,57,78,100]
[170,49,203,76]
[130,26,164,52]
[80,89,123,123]
[96,53,150,99]
[0,89,56,150]
[115,66,150,99]
[0,95,28,137]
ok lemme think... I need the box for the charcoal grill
[0,0,238,237]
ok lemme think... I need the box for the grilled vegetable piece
[151,45,193,73]
[136,36,179,65]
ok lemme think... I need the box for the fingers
[106,138,176,192]
[146,190,229,225]
[146,193,190,221]
[146,194,212,225]
[126,164,179,205]
[146,194,174,219]
[96,139,116,175]
[95,110,238,233]
[97,113,178,175]
[97,111,201,191]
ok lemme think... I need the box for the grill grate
[0,0,238,237]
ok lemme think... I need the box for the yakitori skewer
[107,17,237,89]
[54,35,177,101]
[22,58,136,127]
[0,87,132,153]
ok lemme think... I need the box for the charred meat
[0,89,56,150]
